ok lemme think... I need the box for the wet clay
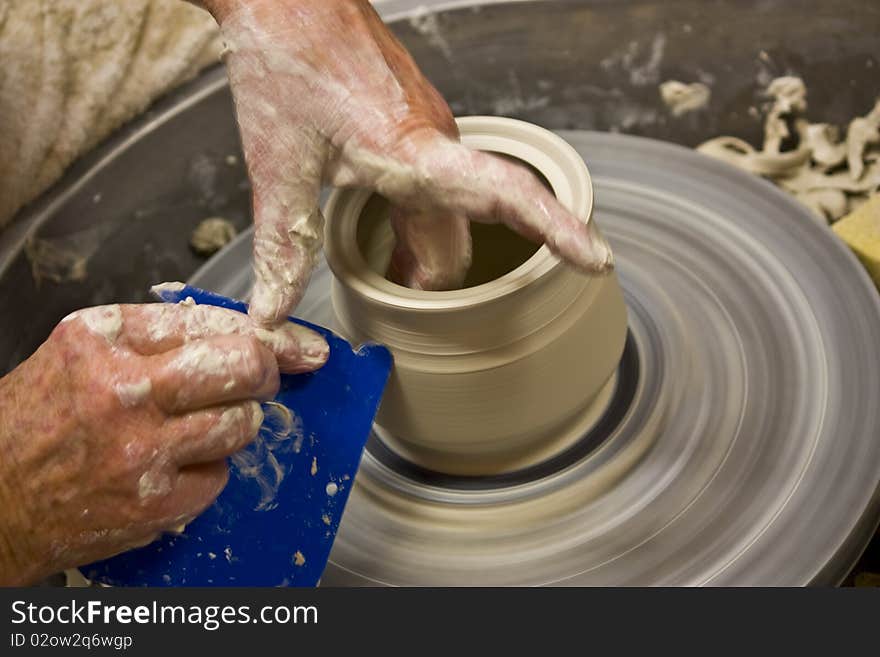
[659,80,711,117]
[697,76,880,223]
[325,117,628,476]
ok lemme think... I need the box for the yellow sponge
[833,194,880,289]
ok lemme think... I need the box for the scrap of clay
[763,76,807,153]
[659,80,711,117]
[793,188,848,224]
[190,217,237,256]
[778,160,880,194]
[696,136,809,177]
[799,123,847,170]
[697,76,880,224]
[845,100,880,180]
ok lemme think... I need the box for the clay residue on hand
[62,305,123,344]
[697,76,880,223]
[114,377,152,408]
[137,469,171,500]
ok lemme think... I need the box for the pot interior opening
[355,155,553,289]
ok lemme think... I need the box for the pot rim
[324,116,594,311]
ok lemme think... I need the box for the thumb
[224,52,327,327]
[248,173,324,327]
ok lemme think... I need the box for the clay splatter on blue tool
[231,401,302,512]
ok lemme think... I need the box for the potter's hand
[0,303,328,585]
[201,0,614,326]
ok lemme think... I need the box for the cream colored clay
[324,117,627,476]
[845,100,880,180]
[793,188,848,224]
[172,342,241,379]
[778,160,880,194]
[137,470,171,500]
[763,76,807,153]
[144,290,328,362]
[659,80,710,117]
[190,217,237,256]
[207,402,263,448]
[149,281,186,295]
[696,136,809,176]
[697,77,880,223]
[64,305,123,344]
[114,378,152,408]
[799,123,846,170]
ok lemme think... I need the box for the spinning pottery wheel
[191,131,880,586]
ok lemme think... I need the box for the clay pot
[324,117,627,476]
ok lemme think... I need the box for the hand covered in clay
[0,302,328,584]
[201,0,614,326]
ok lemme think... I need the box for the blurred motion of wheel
[191,131,880,585]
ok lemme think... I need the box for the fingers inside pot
[459,149,614,274]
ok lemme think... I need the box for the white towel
[0,0,222,228]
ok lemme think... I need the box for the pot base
[373,372,619,476]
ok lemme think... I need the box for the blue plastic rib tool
[84,283,392,586]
